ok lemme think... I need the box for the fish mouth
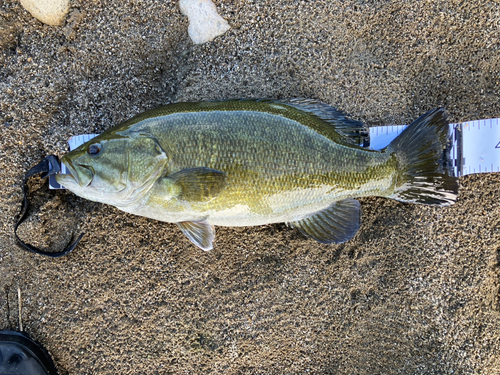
[58,156,94,187]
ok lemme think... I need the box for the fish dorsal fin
[177,221,215,250]
[276,98,369,147]
[287,198,361,244]
[113,98,368,146]
[164,167,227,202]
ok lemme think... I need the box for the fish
[56,99,458,250]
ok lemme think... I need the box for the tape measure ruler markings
[368,119,500,177]
[49,119,500,189]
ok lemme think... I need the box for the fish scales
[134,110,395,223]
[56,100,458,250]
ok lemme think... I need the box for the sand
[1,0,500,373]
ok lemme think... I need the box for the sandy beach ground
[1,0,500,373]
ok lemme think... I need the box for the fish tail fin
[387,108,458,206]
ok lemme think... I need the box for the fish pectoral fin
[287,198,361,244]
[166,167,227,202]
[177,220,215,251]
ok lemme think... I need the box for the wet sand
[1,0,500,373]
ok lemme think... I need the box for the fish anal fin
[177,220,215,251]
[288,198,361,244]
[165,167,227,202]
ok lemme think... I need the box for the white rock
[20,0,70,26]
[179,0,230,44]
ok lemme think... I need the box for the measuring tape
[369,118,500,177]
[49,118,500,189]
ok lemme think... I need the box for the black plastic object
[14,155,84,257]
[0,330,58,375]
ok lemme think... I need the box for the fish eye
[88,143,101,156]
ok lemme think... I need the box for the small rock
[179,0,230,44]
[20,0,70,26]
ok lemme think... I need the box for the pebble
[20,0,70,26]
[179,0,230,44]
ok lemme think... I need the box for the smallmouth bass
[56,99,458,250]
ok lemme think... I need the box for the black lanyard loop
[14,155,84,257]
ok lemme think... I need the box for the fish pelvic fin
[177,220,215,251]
[387,108,458,206]
[287,198,361,244]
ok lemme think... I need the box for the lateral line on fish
[49,118,500,190]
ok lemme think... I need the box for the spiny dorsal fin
[176,98,369,147]
[177,220,215,251]
[287,198,361,244]
[276,98,369,147]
